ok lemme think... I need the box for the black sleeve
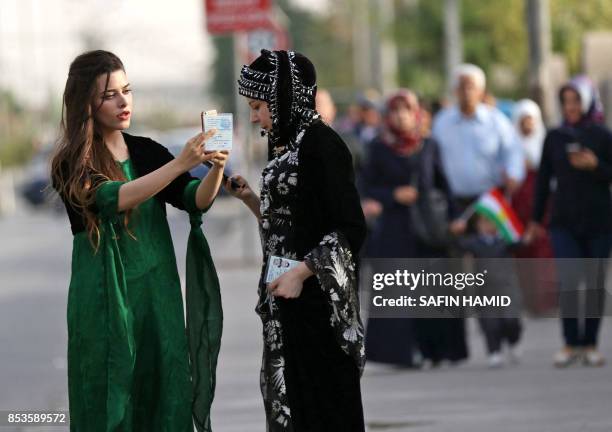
[456,235,478,255]
[360,140,396,208]
[53,160,102,223]
[304,126,367,256]
[52,161,85,232]
[430,139,460,219]
[532,131,554,223]
[592,128,612,182]
[145,138,199,211]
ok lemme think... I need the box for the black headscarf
[238,49,320,160]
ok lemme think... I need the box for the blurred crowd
[316,64,612,370]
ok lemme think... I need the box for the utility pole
[233,34,258,263]
[371,0,398,94]
[444,0,463,97]
[352,0,373,89]
[526,0,555,125]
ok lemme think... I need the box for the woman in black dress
[527,75,612,367]
[360,89,468,367]
[227,50,367,431]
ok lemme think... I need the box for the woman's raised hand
[211,150,230,169]
[225,174,262,220]
[176,130,217,172]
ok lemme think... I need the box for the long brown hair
[51,50,130,249]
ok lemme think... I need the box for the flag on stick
[469,188,524,243]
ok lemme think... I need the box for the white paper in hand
[265,255,301,283]
[204,112,233,151]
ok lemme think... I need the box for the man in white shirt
[433,64,525,205]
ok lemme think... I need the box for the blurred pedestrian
[526,75,612,367]
[458,213,523,368]
[432,64,525,212]
[432,64,525,365]
[347,91,382,170]
[315,88,337,125]
[355,90,382,146]
[361,89,467,367]
[512,99,546,171]
[336,102,361,137]
[510,99,556,315]
[50,50,226,430]
[230,49,367,431]
[362,89,464,257]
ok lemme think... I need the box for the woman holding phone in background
[51,50,226,431]
[527,76,612,368]
[227,49,367,432]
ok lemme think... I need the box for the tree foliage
[210,0,612,104]
[551,0,612,72]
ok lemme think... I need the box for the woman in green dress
[51,50,226,431]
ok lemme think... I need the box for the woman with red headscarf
[361,89,468,367]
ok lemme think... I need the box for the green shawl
[97,180,223,431]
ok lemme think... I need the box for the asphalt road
[1,198,610,432]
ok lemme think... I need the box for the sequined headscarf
[238,49,320,160]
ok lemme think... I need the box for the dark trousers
[550,228,611,347]
[478,318,522,354]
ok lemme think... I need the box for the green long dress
[66,159,222,432]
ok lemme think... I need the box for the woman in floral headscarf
[527,76,612,367]
[227,50,367,431]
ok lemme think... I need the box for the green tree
[394,1,445,98]
[551,0,612,73]
[209,0,612,105]
[0,91,37,167]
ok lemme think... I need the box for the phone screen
[566,142,581,153]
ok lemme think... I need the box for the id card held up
[265,255,301,283]
[203,111,233,152]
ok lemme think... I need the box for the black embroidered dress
[239,50,367,432]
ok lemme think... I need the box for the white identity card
[265,255,301,283]
[204,112,233,151]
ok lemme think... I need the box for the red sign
[206,0,272,34]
